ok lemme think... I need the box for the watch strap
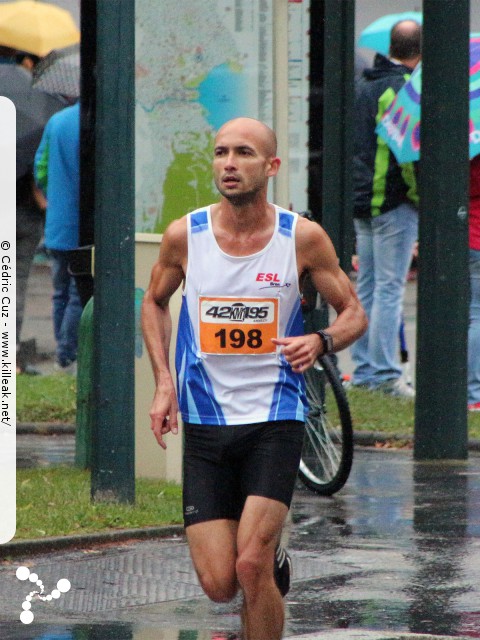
[315,329,334,355]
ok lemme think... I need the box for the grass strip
[347,387,480,440]
[17,374,77,423]
[16,467,183,540]
[16,375,480,439]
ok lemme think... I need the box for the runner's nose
[224,151,238,169]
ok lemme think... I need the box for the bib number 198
[214,328,263,350]
[199,296,278,355]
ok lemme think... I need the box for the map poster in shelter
[288,0,310,213]
[135,0,273,234]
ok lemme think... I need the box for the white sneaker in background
[53,360,77,376]
[375,377,415,399]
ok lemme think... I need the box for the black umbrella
[33,45,80,99]
[0,62,64,178]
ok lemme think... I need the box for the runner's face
[213,121,277,205]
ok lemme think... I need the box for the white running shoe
[375,377,415,398]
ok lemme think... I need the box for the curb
[1,525,185,557]
[354,431,413,447]
[17,423,76,435]
[353,431,480,451]
[16,423,480,455]
[17,424,480,451]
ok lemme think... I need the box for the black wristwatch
[314,330,334,355]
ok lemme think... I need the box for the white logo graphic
[16,566,71,624]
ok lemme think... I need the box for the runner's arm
[272,216,367,373]
[141,218,187,448]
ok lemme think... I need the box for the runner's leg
[236,495,289,640]
[186,518,239,603]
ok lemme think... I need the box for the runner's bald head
[216,117,278,158]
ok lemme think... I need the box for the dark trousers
[74,274,94,308]
[16,205,44,346]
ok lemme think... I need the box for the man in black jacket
[351,20,421,397]
[0,46,64,373]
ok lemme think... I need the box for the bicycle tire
[298,354,354,496]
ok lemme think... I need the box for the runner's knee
[236,551,270,595]
[198,569,238,603]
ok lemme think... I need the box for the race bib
[199,296,279,355]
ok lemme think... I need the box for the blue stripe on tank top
[176,298,226,425]
[268,368,307,422]
[190,209,209,234]
[285,300,304,338]
[288,304,307,413]
[278,211,294,238]
[295,390,307,421]
[268,301,307,421]
[268,366,287,421]
[177,350,200,423]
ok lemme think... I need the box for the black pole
[414,0,470,460]
[321,0,355,272]
[76,0,96,307]
[79,0,95,250]
[91,0,135,501]
[307,0,324,223]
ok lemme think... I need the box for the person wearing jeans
[34,102,81,374]
[50,249,83,370]
[351,203,418,390]
[352,19,422,397]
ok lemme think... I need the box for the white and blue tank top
[175,205,308,426]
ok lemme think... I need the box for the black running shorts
[182,420,305,527]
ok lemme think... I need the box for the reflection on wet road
[2,449,480,639]
[287,450,480,638]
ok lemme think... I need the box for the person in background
[351,20,422,398]
[1,45,63,374]
[468,155,480,412]
[16,157,46,375]
[34,102,82,375]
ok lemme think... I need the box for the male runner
[142,117,367,639]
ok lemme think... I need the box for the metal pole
[322,0,355,272]
[91,0,135,501]
[414,0,470,460]
[79,0,95,250]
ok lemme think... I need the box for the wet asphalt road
[2,448,480,639]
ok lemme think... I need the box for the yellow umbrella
[0,0,80,57]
